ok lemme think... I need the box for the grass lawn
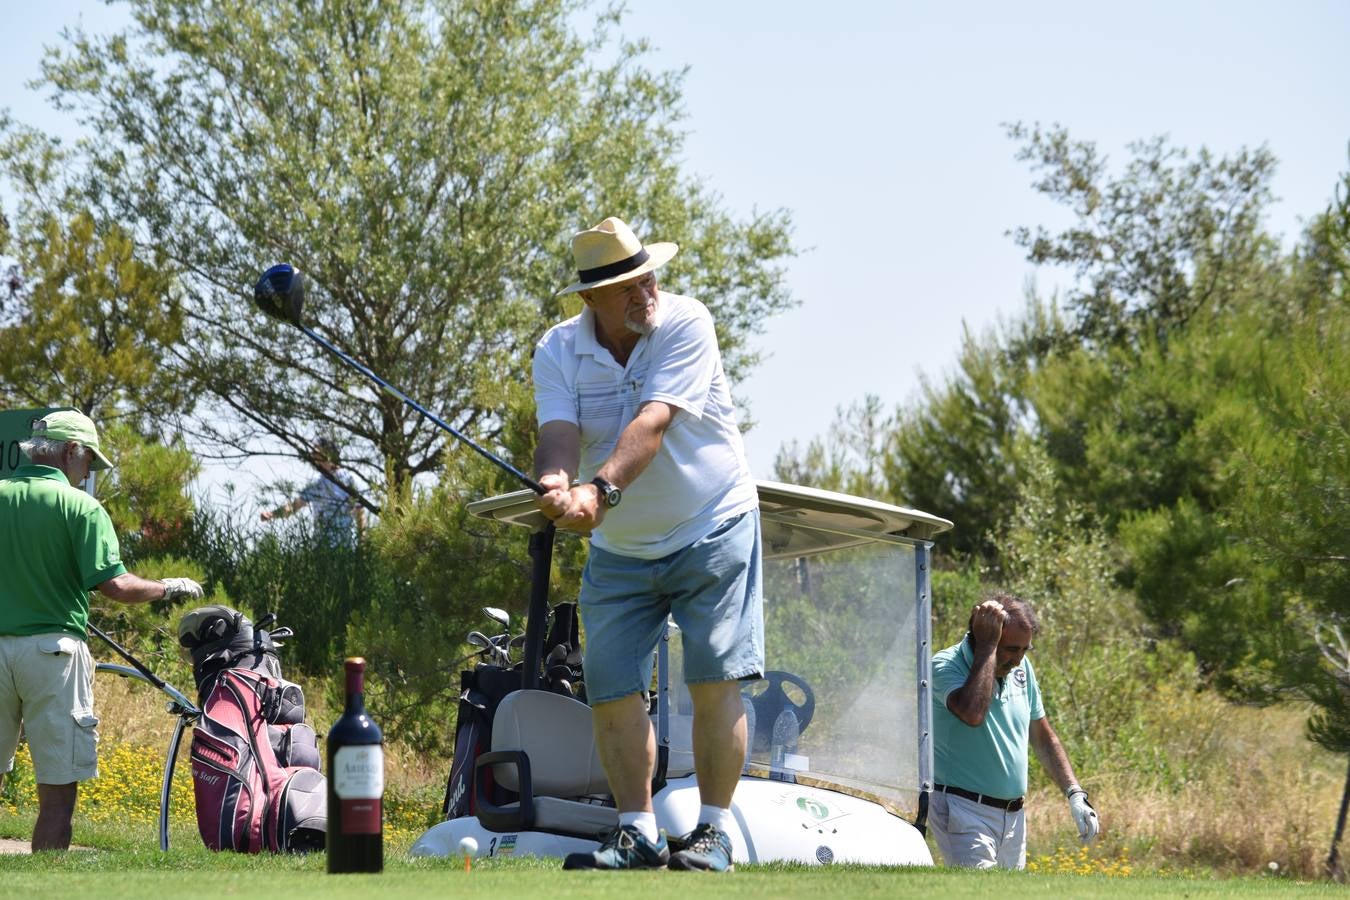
[0,818,1339,900]
[0,853,1341,899]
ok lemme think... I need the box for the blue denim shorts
[579,510,764,704]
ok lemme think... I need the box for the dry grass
[1026,699,1343,879]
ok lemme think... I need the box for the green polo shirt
[0,464,126,638]
[931,636,1045,799]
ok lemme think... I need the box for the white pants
[929,790,1026,870]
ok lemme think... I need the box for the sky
[3,1,1348,504]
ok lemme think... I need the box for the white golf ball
[459,836,479,856]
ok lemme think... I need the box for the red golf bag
[180,606,326,853]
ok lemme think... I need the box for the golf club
[253,264,544,495]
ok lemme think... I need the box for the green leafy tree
[1006,122,1281,350]
[992,439,1203,787]
[772,394,892,497]
[26,0,796,499]
[883,321,1032,561]
[96,422,201,559]
[0,206,192,425]
[875,126,1286,564]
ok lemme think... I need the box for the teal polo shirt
[0,464,126,638]
[931,636,1044,799]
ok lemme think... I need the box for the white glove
[1067,786,1100,843]
[161,577,204,602]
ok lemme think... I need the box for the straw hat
[556,216,678,296]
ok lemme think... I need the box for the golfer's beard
[625,301,657,336]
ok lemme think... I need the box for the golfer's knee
[688,679,743,715]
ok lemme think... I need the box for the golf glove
[161,577,204,602]
[1067,787,1100,843]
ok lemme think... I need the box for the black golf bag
[178,605,326,852]
[442,602,584,818]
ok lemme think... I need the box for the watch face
[593,478,620,508]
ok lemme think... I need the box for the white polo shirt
[533,292,757,559]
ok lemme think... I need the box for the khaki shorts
[0,633,99,784]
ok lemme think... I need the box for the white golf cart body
[412,480,952,866]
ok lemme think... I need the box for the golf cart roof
[466,480,953,560]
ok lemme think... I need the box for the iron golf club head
[254,264,306,326]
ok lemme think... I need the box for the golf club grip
[300,325,545,494]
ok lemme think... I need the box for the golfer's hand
[161,577,205,602]
[554,483,604,533]
[970,599,1007,648]
[536,473,573,522]
[1067,787,1100,843]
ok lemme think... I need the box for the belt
[935,783,1024,812]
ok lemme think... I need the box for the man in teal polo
[930,591,1100,869]
[0,409,204,851]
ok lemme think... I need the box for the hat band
[578,248,649,284]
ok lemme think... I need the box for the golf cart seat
[475,689,617,835]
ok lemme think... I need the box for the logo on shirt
[1012,668,1027,687]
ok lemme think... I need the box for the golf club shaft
[88,622,171,692]
[298,323,544,495]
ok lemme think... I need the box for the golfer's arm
[98,572,168,604]
[269,496,307,518]
[535,420,580,483]
[946,650,999,726]
[1030,717,1080,793]
[597,401,675,489]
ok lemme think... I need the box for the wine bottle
[327,657,384,873]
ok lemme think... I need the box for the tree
[772,394,892,497]
[23,0,797,498]
[883,320,1033,561]
[874,127,1287,563]
[1006,121,1282,350]
[0,205,192,425]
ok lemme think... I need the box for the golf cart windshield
[672,483,950,818]
[466,480,953,820]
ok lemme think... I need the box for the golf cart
[411,480,952,866]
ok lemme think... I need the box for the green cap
[31,409,114,471]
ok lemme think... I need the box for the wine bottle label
[334,745,385,799]
[339,798,382,835]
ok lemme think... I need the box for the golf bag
[443,664,521,819]
[442,602,584,819]
[179,606,326,853]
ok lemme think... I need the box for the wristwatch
[590,476,622,508]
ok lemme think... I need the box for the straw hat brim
[557,242,678,296]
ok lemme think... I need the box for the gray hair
[20,436,92,464]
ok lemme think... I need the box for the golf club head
[254,263,306,326]
[467,631,491,649]
[483,606,510,628]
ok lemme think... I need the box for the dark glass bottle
[327,657,384,873]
